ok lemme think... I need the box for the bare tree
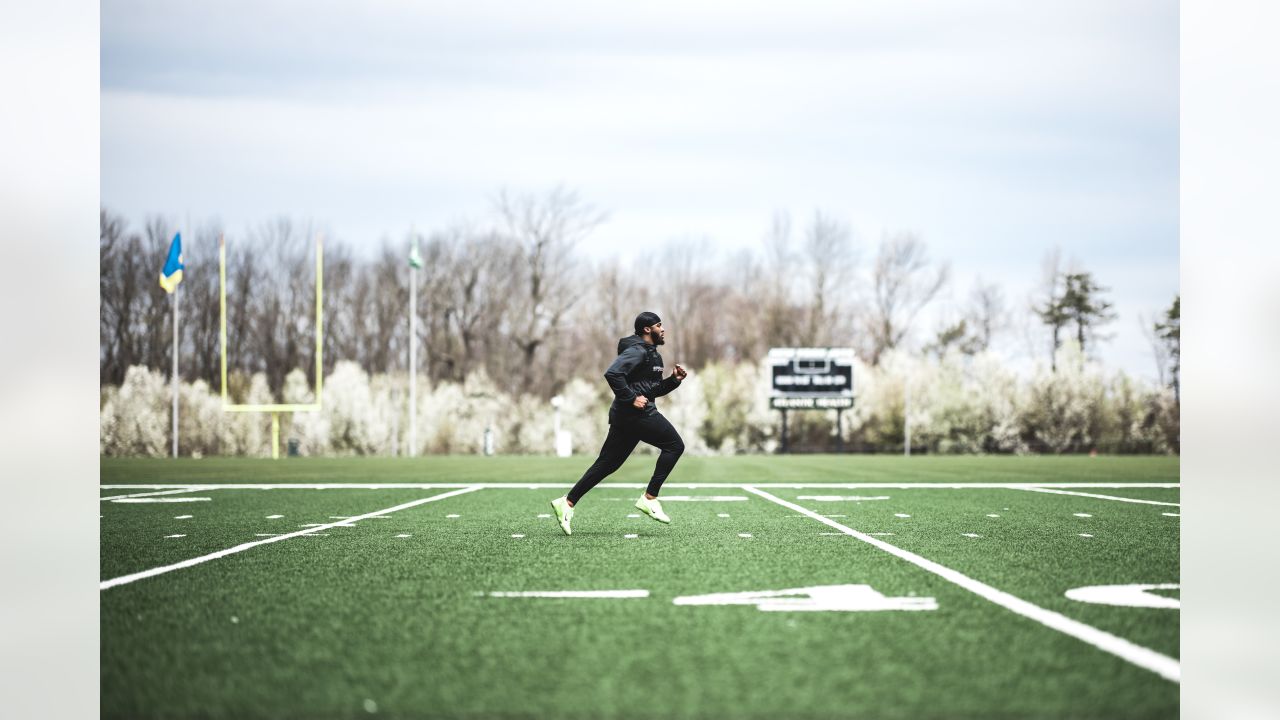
[1031,249,1071,370]
[965,278,1006,353]
[1154,295,1179,402]
[864,232,950,365]
[494,186,606,395]
[181,222,226,387]
[759,213,806,349]
[1138,312,1168,387]
[100,209,141,385]
[801,211,856,346]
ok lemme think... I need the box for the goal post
[219,233,324,458]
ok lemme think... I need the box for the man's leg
[634,413,685,499]
[565,422,640,506]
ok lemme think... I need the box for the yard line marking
[657,496,748,502]
[738,533,753,538]
[798,495,891,502]
[100,486,482,591]
[111,497,211,503]
[1073,513,1093,518]
[99,482,1182,490]
[266,515,283,519]
[1016,487,1180,507]
[164,534,185,539]
[537,513,551,518]
[624,534,639,539]
[743,486,1181,683]
[100,487,209,502]
[511,534,525,538]
[482,590,649,599]
[1163,512,1180,517]
[717,513,730,518]
[174,515,193,519]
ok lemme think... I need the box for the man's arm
[603,345,646,403]
[651,363,687,398]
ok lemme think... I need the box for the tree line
[100,188,1180,407]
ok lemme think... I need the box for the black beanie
[634,311,661,335]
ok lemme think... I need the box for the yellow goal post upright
[219,233,324,459]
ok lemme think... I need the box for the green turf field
[101,455,1179,719]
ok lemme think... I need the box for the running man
[550,311,688,535]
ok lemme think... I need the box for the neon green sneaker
[635,496,671,524]
[550,496,574,536]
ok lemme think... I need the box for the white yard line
[482,590,649,599]
[99,482,1181,491]
[1015,487,1180,507]
[111,497,211,504]
[742,486,1180,683]
[100,488,211,502]
[100,486,482,591]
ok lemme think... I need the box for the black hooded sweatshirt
[604,334,682,421]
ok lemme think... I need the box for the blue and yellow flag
[159,232,184,293]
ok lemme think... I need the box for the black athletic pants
[567,412,685,504]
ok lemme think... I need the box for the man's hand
[673,364,687,381]
[633,395,649,409]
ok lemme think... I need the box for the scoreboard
[768,347,855,409]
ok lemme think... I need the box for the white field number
[1065,583,1180,609]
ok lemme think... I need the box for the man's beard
[653,333,665,346]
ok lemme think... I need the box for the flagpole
[172,283,179,459]
[409,243,417,458]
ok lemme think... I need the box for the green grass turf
[101,457,1179,719]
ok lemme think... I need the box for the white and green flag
[409,237,423,269]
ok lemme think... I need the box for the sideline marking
[482,590,650,599]
[624,534,639,539]
[1073,513,1093,518]
[1066,583,1179,609]
[266,515,283,519]
[100,482,1182,490]
[174,515,193,520]
[100,487,482,591]
[894,513,911,518]
[1163,512,1180,517]
[743,486,1181,683]
[164,534,185,539]
[1018,487,1180,507]
[738,533,753,538]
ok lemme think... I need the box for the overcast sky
[101,0,1178,380]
